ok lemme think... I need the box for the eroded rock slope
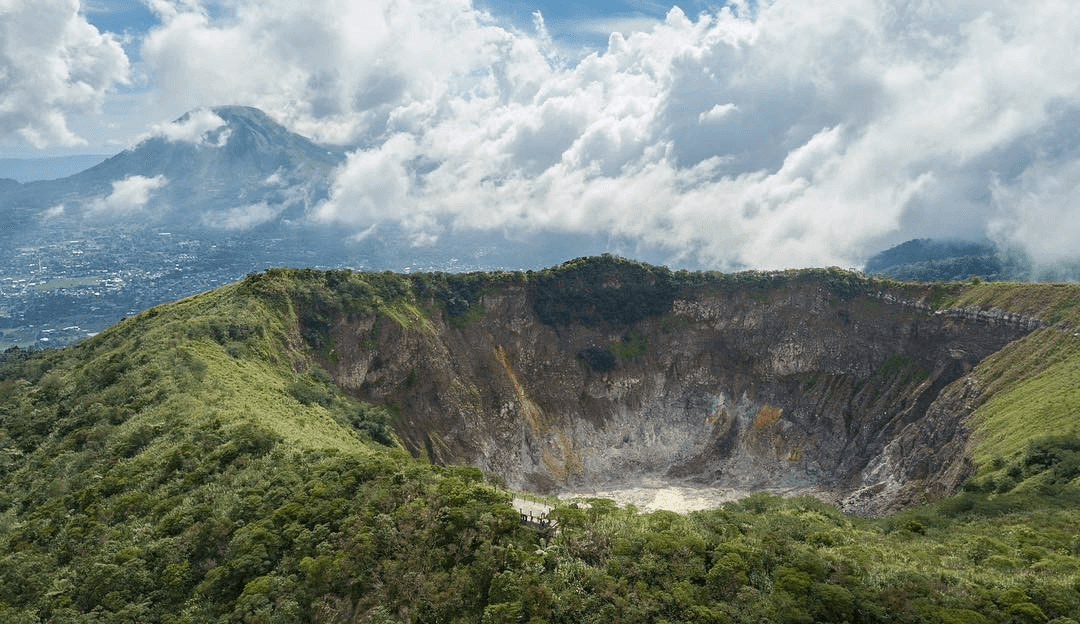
[310,259,1040,514]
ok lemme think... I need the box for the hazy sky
[3,0,1080,269]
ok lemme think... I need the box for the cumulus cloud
[132,0,1080,268]
[139,0,510,144]
[144,107,229,145]
[315,134,413,226]
[89,174,168,214]
[0,0,129,147]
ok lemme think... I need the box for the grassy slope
[0,270,528,622]
[73,280,374,453]
[936,282,1080,472]
[1,264,1079,622]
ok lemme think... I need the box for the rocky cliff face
[315,264,1040,515]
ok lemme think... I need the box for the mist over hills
[864,238,1080,283]
[0,106,351,348]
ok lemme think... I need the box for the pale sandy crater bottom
[557,477,845,514]
[557,478,759,513]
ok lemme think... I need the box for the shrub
[532,256,677,327]
[578,347,615,372]
[612,332,648,359]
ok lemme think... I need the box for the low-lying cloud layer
[89,174,168,215]
[8,0,1080,269]
[201,202,281,231]
[143,108,229,146]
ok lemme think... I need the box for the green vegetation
[531,255,899,328]
[931,281,1080,474]
[967,328,1080,471]
[865,237,1080,282]
[577,346,616,372]
[531,255,679,326]
[928,283,961,310]
[409,271,518,328]
[950,282,1080,327]
[865,238,1010,281]
[1,260,1079,622]
[861,238,1050,282]
[873,354,930,385]
[573,329,648,373]
[611,331,648,360]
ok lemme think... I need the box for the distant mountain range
[1,106,639,260]
[863,239,1011,281]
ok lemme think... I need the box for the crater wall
[322,274,1040,515]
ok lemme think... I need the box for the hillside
[863,237,1080,282]
[863,239,1007,281]
[2,257,1079,622]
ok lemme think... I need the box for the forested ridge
[1,259,1079,623]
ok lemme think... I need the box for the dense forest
[1,258,1079,623]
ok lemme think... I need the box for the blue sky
[77,1,707,65]
[3,0,1080,270]
[474,0,718,46]
[78,1,718,53]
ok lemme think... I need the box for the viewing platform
[512,498,556,530]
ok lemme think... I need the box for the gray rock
[323,280,1039,515]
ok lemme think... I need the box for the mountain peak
[151,105,296,152]
[100,105,342,182]
[203,105,288,140]
[171,104,276,126]
[209,104,272,119]
[0,105,348,231]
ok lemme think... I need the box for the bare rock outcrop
[320,268,1039,515]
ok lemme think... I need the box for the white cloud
[139,0,510,144]
[0,0,129,147]
[567,15,664,38]
[201,202,280,230]
[315,134,415,225]
[989,158,1080,268]
[144,107,228,145]
[89,174,168,214]
[698,103,738,124]
[111,0,1080,268]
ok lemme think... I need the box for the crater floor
[559,478,758,513]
